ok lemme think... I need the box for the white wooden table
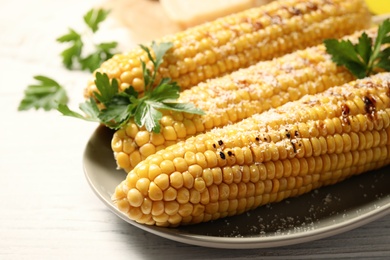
[1,0,389,259]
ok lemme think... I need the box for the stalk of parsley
[58,41,205,133]
[324,19,390,79]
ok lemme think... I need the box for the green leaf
[377,47,390,71]
[151,41,173,69]
[355,32,372,65]
[18,76,68,111]
[153,102,205,115]
[58,104,86,119]
[342,60,367,79]
[80,52,101,72]
[59,39,83,69]
[368,19,390,74]
[146,100,205,117]
[141,60,152,90]
[134,101,162,133]
[56,28,83,69]
[99,96,133,128]
[93,72,119,104]
[110,41,203,132]
[58,97,101,122]
[79,98,100,121]
[97,41,118,52]
[150,78,180,101]
[83,8,110,33]
[57,101,100,122]
[139,41,173,90]
[325,19,390,78]
[139,44,154,66]
[122,85,139,99]
[56,28,81,42]
[56,8,117,72]
[133,101,146,128]
[382,35,390,44]
[79,42,118,72]
[324,39,363,64]
[373,19,390,54]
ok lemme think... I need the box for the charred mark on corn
[219,152,226,160]
[285,130,291,139]
[341,103,350,116]
[290,139,298,154]
[341,103,351,125]
[386,82,390,98]
[288,7,302,16]
[363,95,376,115]
[307,2,319,11]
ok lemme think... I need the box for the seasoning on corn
[84,0,371,99]
[112,72,390,227]
[111,28,378,172]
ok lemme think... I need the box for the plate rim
[83,126,390,249]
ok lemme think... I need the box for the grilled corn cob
[85,0,371,99]
[112,72,390,227]
[112,28,378,172]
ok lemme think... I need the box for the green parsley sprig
[324,19,390,79]
[18,76,68,111]
[18,8,117,112]
[56,8,117,72]
[58,41,205,133]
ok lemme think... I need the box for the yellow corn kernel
[127,189,144,207]
[135,178,150,196]
[148,182,163,201]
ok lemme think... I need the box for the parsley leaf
[324,19,390,78]
[80,42,117,72]
[98,94,137,129]
[60,42,205,132]
[150,78,179,100]
[149,42,174,71]
[56,29,83,70]
[93,72,119,104]
[83,8,110,33]
[18,76,68,111]
[134,101,162,133]
[57,98,100,122]
[56,8,117,72]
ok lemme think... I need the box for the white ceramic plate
[83,126,390,249]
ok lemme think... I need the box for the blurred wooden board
[101,0,191,44]
[101,0,389,47]
[101,0,272,44]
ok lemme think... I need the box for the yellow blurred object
[160,0,272,28]
[365,0,390,14]
[103,0,273,43]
